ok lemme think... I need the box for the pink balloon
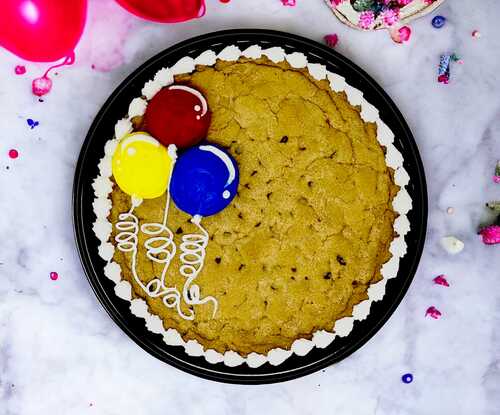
[0,0,87,62]
[115,0,205,23]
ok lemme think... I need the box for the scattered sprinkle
[50,271,59,281]
[27,118,39,129]
[219,0,231,2]
[391,25,412,43]
[281,0,296,5]
[425,306,442,319]
[446,207,454,214]
[486,201,500,212]
[438,54,462,84]
[472,30,481,39]
[479,225,500,245]
[432,15,446,29]
[8,149,19,159]
[14,65,26,75]
[493,161,500,184]
[433,274,450,287]
[324,33,339,48]
[401,373,413,384]
[440,236,464,254]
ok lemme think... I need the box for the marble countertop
[1,0,499,413]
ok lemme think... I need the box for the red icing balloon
[0,0,87,62]
[144,85,211,149]
[115,0,205,23]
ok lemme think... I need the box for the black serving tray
[73,29,428,384]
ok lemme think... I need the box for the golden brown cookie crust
[109,57,399,355]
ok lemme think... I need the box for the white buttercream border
[92,45,412,368]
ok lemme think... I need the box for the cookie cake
[92,44,412,367]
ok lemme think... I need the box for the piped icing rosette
[92,45,413,368]
[326,0,445,30]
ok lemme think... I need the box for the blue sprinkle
[402,373,414,384]
[27,118,39,129]
[432,15,446,29]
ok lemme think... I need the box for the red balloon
[0,0,87,62]
[115,0,205,23]
[144,85,211,149]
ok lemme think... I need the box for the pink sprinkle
[494,176,500,184]
[472,30,481,39]
[433,275,450,287]
[425,306,442,319]
[50,271,59,281]
[479,225,500,245]
[8,149,19,159]
[15,65,26,75]
[324,34,339,48]
[281,0,296,5]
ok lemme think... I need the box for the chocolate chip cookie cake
[92,45,411,367]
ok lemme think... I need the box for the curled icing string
[114,151,195,321]
[180,215,218,318]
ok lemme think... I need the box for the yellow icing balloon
[112,132,173,199]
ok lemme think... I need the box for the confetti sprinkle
[8,149,19,159]
[390,25,412,43]
[479,225,500,245]
[27,118,39,129]
[219,0,231,2]
[446,207,454,214]
[431,15,446,29]
[433,274,450,287]
[486,201,500,212]
[493,161,500,184]
[50,271,59,281]
[437,53,462,84]
[281,0,296,5]
[324,34,339,48]
[401,373,413,384]
[14,65,26,75]
[425,306,442,319]
[440,236,464,254]
[472,30,481,39]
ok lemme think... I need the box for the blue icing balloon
[170,144,239,217]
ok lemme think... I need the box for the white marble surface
[1,0,499,413]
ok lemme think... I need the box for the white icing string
[169,85,208,120]
[114,146,217,320]
[179,215,218,318]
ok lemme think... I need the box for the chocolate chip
[291,267,297,272]
[238,264,245,271]
[238,212,243,219]
[280,136,289,143]
[337,255,346,266]
[305,276,309,280]
[323,272,332,280]
[251,170,258,176]
[244,183,250,189]
[299,146,307,151]
[308,181,313,188]
[266,192,272,199]
[254,222,261,228]
[176,227,183,234]
[215,257,221,264]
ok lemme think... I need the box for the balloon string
[42,52,76,78]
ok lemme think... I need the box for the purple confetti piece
[27,118,39,129]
